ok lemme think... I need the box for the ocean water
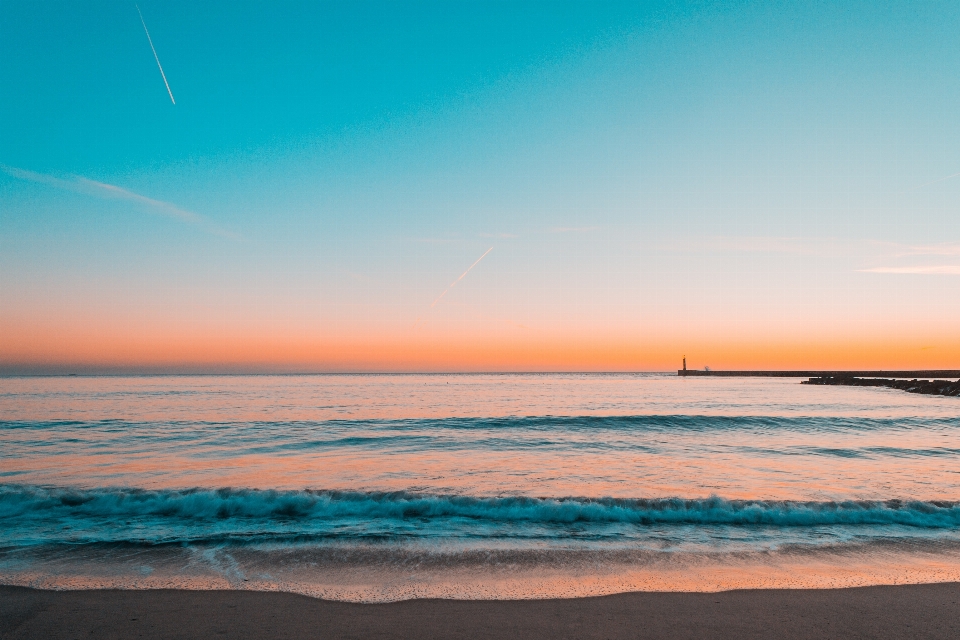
[2,373,960,601]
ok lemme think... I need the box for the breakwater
[802,376,960,396]
[677,370,960,378]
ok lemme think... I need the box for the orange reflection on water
[3,374,960,500]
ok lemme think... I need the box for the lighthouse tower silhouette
[683,356,686,371]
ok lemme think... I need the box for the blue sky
[2,1,960,371]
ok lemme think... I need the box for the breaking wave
[4,485,960,529]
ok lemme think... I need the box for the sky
[2,0,960,373]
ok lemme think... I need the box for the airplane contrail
[136,4,176,105]
[430,246,494,308]
[411,246,494,329]
[905,171,960,192]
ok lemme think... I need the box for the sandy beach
[2,583,959,639]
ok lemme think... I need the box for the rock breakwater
[803,376,960,396]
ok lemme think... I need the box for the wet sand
[2,583,959,639]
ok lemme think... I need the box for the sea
[2,373,960,601]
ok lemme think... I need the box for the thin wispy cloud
[404,236,460,244]
[714,236,819,255]
[679,235,960,274]
[551,226,599,233]
[672,236,960,259]
[891,242,960,257]
[1,165,238,240]
[859,265,960,275]
[664,236,840,256]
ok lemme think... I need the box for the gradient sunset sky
[2,1,959,373]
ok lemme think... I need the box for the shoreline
[3,583,959,639]
[6,543,960,601]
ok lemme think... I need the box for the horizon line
[3,368,957,378]
[0,370,676,378]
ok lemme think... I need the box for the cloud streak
[671,236,960,259]
[1,165,238,240]
[891,242,960,257]
[551,226,599,233]
[859,265,960,275]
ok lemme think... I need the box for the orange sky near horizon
[4,322,959,373]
